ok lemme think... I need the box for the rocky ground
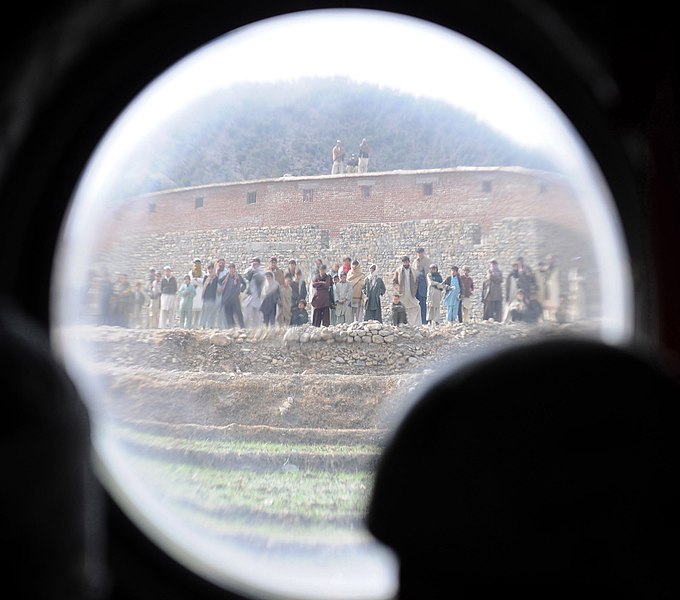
[65,318,597,445]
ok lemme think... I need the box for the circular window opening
[50,8,633,600]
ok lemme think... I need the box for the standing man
[363,264,386,322]
[459,265,475,322]
[144,266,156,309]
[311,264,332,327]
[482,259,504,321]
[347,259,365,322]
[147,270,162,328]
[392,255,422,326]
[268,256,290,326]
[215,257,229,328]
[200,262,219,329]
[516,256,537,296]
[331,140,345,174]
[295,269,308,309]
[189,258,206,329]
[358,138,370,173]
[443,266,462,323]
[308,257,323,301]
[505,262,520,322]
[413,247,431,326]
[329,262,341,280]
[243,257,266,328]
[130,280,146,329]
[330,274,339,325]
[426,264,446,326]
[286,260,307,312]
[333,270,353,324]
[260,271,280,327]
[222,262,246,329]
[177,275,196,329]
[159,266,178,328]
[112,272,133,327]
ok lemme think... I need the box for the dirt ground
[68,320,593,446]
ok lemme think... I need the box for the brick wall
[95,167,599,317]
[117,167,583,238]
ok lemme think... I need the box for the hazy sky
[127,9,572,152]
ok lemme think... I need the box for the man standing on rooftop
[331,140,345,174]
[358,138,370,173]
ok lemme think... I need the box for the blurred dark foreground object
[1,299,106,599]
[368,338,679,599]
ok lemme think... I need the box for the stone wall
[92,167,600,318]
[101,217,594,321]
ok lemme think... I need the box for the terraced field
[60,320,590,597]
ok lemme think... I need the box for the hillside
[118,77,555,196]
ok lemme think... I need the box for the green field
[112,422,383,548]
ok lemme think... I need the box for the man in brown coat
[311,264,332,327]
[347,259,365,322]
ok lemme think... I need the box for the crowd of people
[481,254,565,324]
[90,248,565,331]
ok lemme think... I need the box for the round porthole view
[50,8,633,600]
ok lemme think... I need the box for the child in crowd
[390,293,407,325]
[291,299,309,326]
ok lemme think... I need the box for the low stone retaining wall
[69,319,596,432]
[195,318,572,375]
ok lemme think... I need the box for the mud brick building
[98,166,599,319]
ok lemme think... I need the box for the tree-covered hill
[118,77,555,196]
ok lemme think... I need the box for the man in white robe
[392,256,422,326]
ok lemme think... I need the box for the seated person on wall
[346,153,359,173]
[505,290,529,323]
[391,293,408,325]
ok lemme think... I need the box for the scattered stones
[209,332,231,346]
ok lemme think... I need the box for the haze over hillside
[118,77,556,196]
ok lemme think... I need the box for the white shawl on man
[244,264,266,310]
[393,266,420,310]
